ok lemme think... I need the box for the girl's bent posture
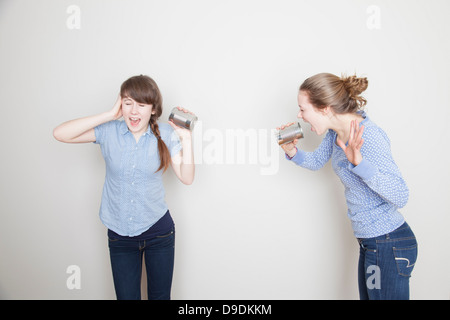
[279,73,417,300]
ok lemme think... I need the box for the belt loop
[357,238,364,249]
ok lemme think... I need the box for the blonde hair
[299,73,368,114]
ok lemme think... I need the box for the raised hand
[336,120,365,166]
[109,95,123,120]
[168,106,194,140]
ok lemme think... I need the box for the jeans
[108,228,175,300]
[357,222,418,300]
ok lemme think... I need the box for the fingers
[348,121,365,146]
[353,122,364,148]
[169,118,190,132]
[286,122,294,128]
[168,119,184,131]
[356,124,364,142]
[276,122,295,131]
[176,106,194,115]
[348,120,355,142]
[357,138,364,149]
[280,141,296,152]
[168,120,178,130]
[336,138,346,151]
[109,95,123,120]
[337,120,365,166]
[114,94,122,108]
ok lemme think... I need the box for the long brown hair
[120,75,171,173]
[299,73,368,114]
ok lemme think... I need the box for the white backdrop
[0,0,449,299]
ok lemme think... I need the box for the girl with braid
[53,75,195,299]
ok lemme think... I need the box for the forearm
[179,137,195,185]
[286,130,334,171]
[53,111,113,143]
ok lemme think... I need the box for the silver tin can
[276,122,304,145]
[168,107,198,130]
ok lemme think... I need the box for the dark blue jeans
[108,228,175,300]
[357,222,418,300]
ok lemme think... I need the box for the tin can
[169,107,198,130]
[276,122,304,145]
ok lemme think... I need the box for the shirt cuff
[93,125,102,144]
[285,147,297,160]
[285,147,306,165]
[349,158,377,181]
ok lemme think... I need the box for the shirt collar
[358,110,368,124]
[144,125,152,136]
[119,121,129,135]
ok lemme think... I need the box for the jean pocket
[156,230,174,238]
[393,244,418,277]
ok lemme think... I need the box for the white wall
[0,0,449,299]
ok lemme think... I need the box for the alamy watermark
[366,265,381,290]
[66,5,381,31]
[366,5,381,30]
[66,265,81,290]
[173,121,281,175]
[66,5,81,30]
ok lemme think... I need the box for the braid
[150,117,161,139]
[150,117,171,173]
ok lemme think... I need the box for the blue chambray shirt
[94,120,182,236]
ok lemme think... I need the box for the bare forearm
[53,111,113,143]
[179,137,195,184]
[53,95,122,143]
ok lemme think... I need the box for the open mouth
[129,117,141,127]
[305,121,315,132]
[303,120,313,131]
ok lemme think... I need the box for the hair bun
[342,74,368,98]
[341,74,368,109]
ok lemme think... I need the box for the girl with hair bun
[53,75,195,300]
[279,73,417,300]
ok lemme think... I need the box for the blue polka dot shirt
[94,120,182,236]
[287,112,408,238]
